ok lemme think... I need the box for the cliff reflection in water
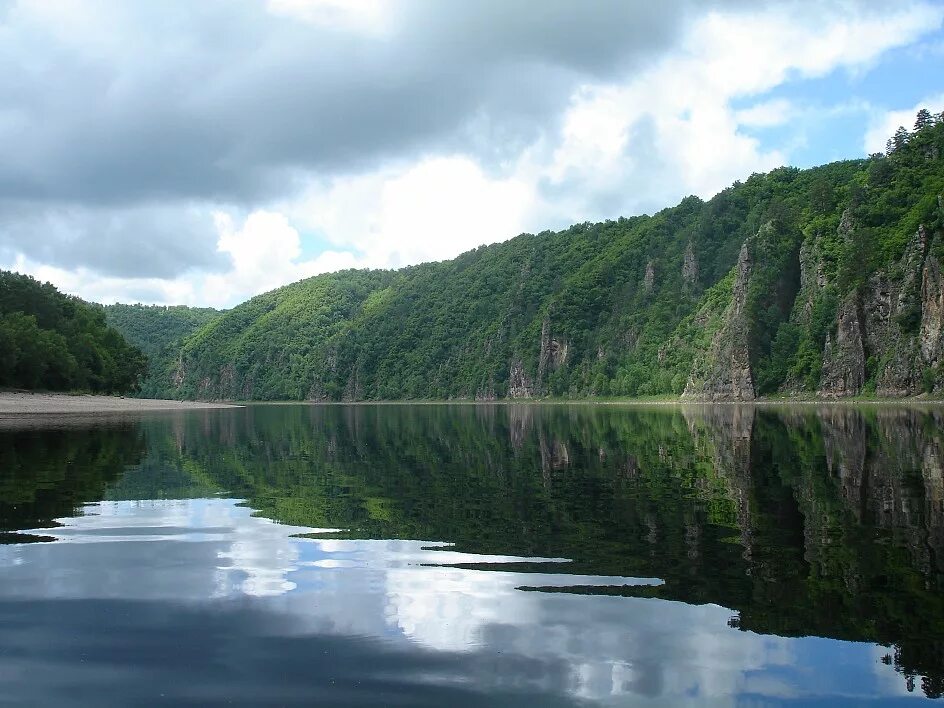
[2,403,943,699]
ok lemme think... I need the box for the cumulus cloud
[287,156,535,270]
[202,210,361,307]
[0,0,720,205]
[734,99,796,128]
[0,0,941,306]
[9,210,359,307]
[0,202,228,278]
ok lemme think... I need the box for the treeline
[0,272,147,393]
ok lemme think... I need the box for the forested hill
[104,304,222,398]
[121,113,944,401]
[0,272,147,393]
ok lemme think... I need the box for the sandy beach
[0,392,239,415]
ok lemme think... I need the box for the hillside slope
[145,116,944,401]
[104,304,222,398]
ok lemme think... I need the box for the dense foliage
[104,303,221,397]
[119,114,944,400]
[0,272,147,393]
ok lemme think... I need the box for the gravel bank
[0,392,239,415]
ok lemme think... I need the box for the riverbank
[246,395,944,406]
[0,392,240,415]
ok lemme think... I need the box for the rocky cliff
[682,239,756,401]
[817,225,944,398]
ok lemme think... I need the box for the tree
[893,126,911,151]
[810,178,835,212]
[915,108,933,131]
[868,156,893,186]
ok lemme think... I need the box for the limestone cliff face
[780,210,848,395]
[505,317,570,399]
[857,226,942,395]
[872,226,928,395]
[683,240,755,401]
[921,235,944,379]
[643,261,656,292]
[171,358,253,401]
[776,210,943,398]
[682,242,699,286]
[816,224,944,397]
[536,319,568,392]
[508,359,534,398]
[307,349,339,401]
[818,295,865,398]
[797,235,828,317]
[341,365,363,402]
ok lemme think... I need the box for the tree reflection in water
[2,403,942,699]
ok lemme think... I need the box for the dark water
[1,404,943,706]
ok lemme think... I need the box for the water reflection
[0,404,942,704]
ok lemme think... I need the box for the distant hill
[116,113,944,401]
[104,304,222,398]
[0,272,146,393]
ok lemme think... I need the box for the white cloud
[201,210,360,307]
[288,156,535,270]
[691,4,940,93]
[277,2,942,280]
[4,2,943,307]
[864,93,944,154]
[6,210,362,307]
[535,1,940,212]
[265,0,391,33]
[734,99,795,128]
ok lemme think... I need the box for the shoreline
[0,392,241,416]
[5,392,939,415]
[241,397,944,407]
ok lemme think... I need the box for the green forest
[5,113,944,401]
[111,113,942,401]
[0,272,147,393]
[103,303,221,397]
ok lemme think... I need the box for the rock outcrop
[643,261,656,292]
[682,243,699,286]
[508,359,534,398]
[796,225,831,323]
[817,224,944,397]
[819,295,865,397]
[921,236,944,378]
[683,240,756,401]
[536,319,568,392]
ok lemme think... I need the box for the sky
[1,0,943,308]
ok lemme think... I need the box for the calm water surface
[1,404,942,706]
